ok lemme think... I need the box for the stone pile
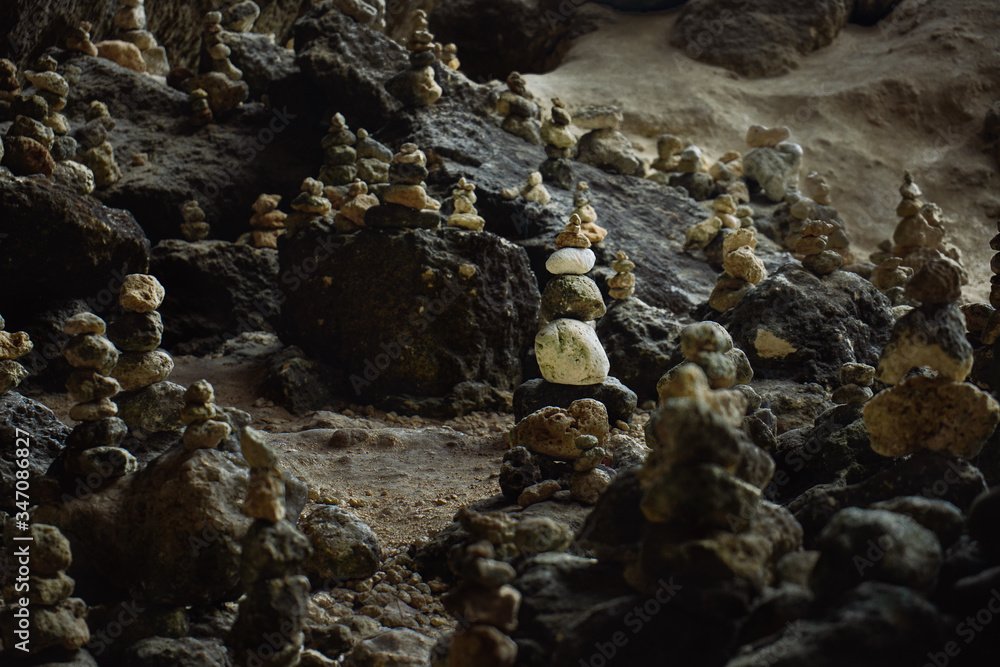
[709,226,766,312]
[683,193,747,251]
[607,251,635,300]
[365,143,442,229]
[539,98,576,189]
[75,100,121,188]
[108,273,173,399]
[501,171,550,205]
[286,177,333,236]
[657,322,753,397]
[180,199,210,240]
[230,427,311,667]
[573,104,643,176]
[181,379,232,451]
[114,0,171,76]
[0,524,90,655]
[355,127,393,186]
[1,60,58,178]
[437,42,460,70]
[23,57,69,136]
[189,11,249,114]
[864,257,999,458]
[385,9,442,107]
[334,178,379,232]
[782,179,851,263]
[61,312,137,480]
[66,21,99,56]
[535,216,610,386]
[571,182,606,243]
[319,112,357,188]
[201,10,242,81]
[189,87,213,126]
[0,314,32,394]
[496,71,541,145]
[447,177,485,231]
[742,123,803,202]
[831,362,875,406]
[243,193,287,248]
[651,133,683,173]
[793,218,844,276]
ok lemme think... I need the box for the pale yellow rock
[383,184,428,209]
[509,399,610,460]
[96,40,147,73]
[746,124,790,148]
[864,376,1000,458]
[754,329,797,358]
[684,216,723,250]
[723,247,766,285]
[723,228,757,255]
[119,274,165,312]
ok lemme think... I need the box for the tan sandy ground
[526,0,1000,302]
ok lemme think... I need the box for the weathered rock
[869,496,965,548]
[671,0,851,78]
[575,128,644,176]
[122,636,232,667]
[720,265,894,385]
[876,304,973,385]
[742,144,804,202]
[222,30,299,99]
[345,627,435,667]
[280,228,539,416]
[535,318,610,386]
[540,275,606,323]
[509,399,609,461]
[114,381,185,432]
[513,376,637,425]
[299,506,383,585]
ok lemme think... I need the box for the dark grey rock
[596,297,685,400]
[299,506,383,586]
[222,30,299,99]
[122,636,232,667]
[0,392,70,510]
[514,377,637,425]
[869,496,965,549]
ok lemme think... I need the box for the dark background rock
[720,265,894,386]
[150,240,281,353]
[670,0,851,78]
[596,297,685,400]
[0,392,69,510]
[0,171,150,317]
[279,227,540,416]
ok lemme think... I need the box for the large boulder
[150,240,281,352]
[0,171,150,316]
[0,392,70,510]
[670,0,851,78]
[279,228,539,415]
[720,265,894,386]
[596,297,685,400]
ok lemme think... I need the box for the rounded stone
[513,376,637,425]
[509,399,610,460]
[545,247,597,275]
[119,273,165,312]
[540,275,606,323]
[69,397,118,421]
[65,416,128,449]
[535,318,610,386]
[111,350,174,392]
[62,334,119,374]
[107,311,163,352]
[299,506,383,584]
[65,369,121,402]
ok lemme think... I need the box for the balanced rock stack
[61,312,137,480]
[180,199,210,240]
[442,540,520,667]
[66,21,99,56]
[75,100,121,188]
[355,127,393,186]
[573,104,643,177]
[742,124,802,203]
[437,42,460,70]
[201,10,242,81]
[651,133,683,173]
[539,98,576,189]
[115,0,171,76]
[657,322,753,398]
[501,171,550,205]
[334,178,379,232]
[0,524,90,655]
[496,71,542,145]
[864,257,1000,459]
[1,61,57,178]
[384,9,442,107]
[608,251,636,300]
[245,193,286,248]
[286,177,333,235]
[447,177,486,231]
[189,87,213,127]
[831,362,875,406]
[571,182,607,243]
[109,274,173,395]
[365,143,442,229]
[190,11,248,114]
[319,112,357,188]
[794,219,843,276]
[535,216,610,385]
[180,379,232,451]
[230,427,311,667]
[709,226,766,313]
[783,181,851,263]
[505,398,613,505]
[0,315,32,394]
[683,194,739,252]
[23,57,69,136]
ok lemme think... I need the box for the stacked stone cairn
[114,0,170,76]
[608,251,635,300]
[220,0,262,32]
[573,104,643,177]
[1,59,57,178]
[501,171,550,205]
[0,524,90,655]
[243,193,287,248]
[709,225,766,313]
[437,42,460,70]
[741,124,803,203]
[355,127,393,187]
[319,112,357,189]
[651,133,683,174]
[864,257,999,458]
[334,178,379,232]
[230,427,311,667]
[23,57,69,136]
[285,177,333,236]
[75,101,121,188]
[447,177,486,231]
[496,72,542,145]
[0,315,32,394]
[684,193,748,251]
[535,216,610,385]
[539,98,576,189]
[180,199,210,240]
[61,312,137,480]
[181,379,232,451]
[201,10,242,81]
[189,87,213,127]
[782,172,851,264]
[365,143,442,229]
[190,11,248,114]
[384,9,442,107]
[66,21,99,56]
[792,219,844,276]
[571,182,606,243]
[831,362,876,406]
